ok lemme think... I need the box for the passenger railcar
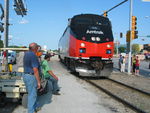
[58,14,114,77]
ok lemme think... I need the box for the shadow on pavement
[0,102,19,113]
[37,80,53,108]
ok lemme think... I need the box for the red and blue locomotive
[58,14,114,77]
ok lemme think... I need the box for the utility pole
[3,0,9,71]
[127,0,133,74]
[4,0,9,48]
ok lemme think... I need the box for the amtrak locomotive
[58,14,114,77]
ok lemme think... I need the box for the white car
[0,51,16,64]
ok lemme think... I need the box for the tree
[118,46,126,53]
[132,44,140,54]
[114,46,117,54]
[0,40,3,48]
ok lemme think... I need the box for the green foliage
[132,44,140,54]
[0,40,3,48]
[114,46,117,54]
[118,46,126,53]
[8,45,20,48]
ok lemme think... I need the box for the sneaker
[53,92,61,95]
[35,107,41,113]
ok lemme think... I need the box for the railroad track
[79,77,150,113]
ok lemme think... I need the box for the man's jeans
[23,74,38,113]
[47,76,60,93]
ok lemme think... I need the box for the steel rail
[108,78,150,96]
[86,79,147,113]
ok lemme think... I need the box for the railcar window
[72,17,110,26]
[73,18,92,25]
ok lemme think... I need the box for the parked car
[145,53,150,60]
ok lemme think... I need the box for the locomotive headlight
[81,43,85,47]
[96,37,100,41]
[107,44,111,48]
[91,37,96,41]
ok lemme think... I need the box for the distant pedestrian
[23,42,41,113]
[135,56,140,76]
[121,56,126,72]
[119,55,122,71]
[132,55,136,74]
[17,50,25,73]
[41,54,60,95]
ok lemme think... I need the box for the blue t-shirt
[23,51,40,74]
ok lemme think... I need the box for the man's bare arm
[33,67,41,89]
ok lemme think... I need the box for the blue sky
[0,0,150,50]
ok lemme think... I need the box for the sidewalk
[12,56,136,113]
[38,72,112,113]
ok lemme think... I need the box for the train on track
[58,14,114,77]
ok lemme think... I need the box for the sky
[0,0,150,50]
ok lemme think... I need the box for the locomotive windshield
[70,14,113,43]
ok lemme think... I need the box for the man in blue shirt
[23,42,41,113]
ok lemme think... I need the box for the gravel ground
[110,72,150,93]
[8,56,136,113]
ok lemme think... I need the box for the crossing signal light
[103,11,107,17]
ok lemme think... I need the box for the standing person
[41,54,60,95]
[36,45,43,62]
[132,55,136,75]
[17,47,26,73]
[119,55,122,71]
[121,56,126,72]
[135,56,140,76]
[23,42,41,113]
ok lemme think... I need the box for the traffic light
[131,30,138,39]
[103,11,107,17]
[120,32,123,38]
[131,16,138,39]
[132,16,137,30]
[126,31,130,42]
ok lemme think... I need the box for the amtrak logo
[86,30,104,35]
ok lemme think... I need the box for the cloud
[19,19,29,24]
